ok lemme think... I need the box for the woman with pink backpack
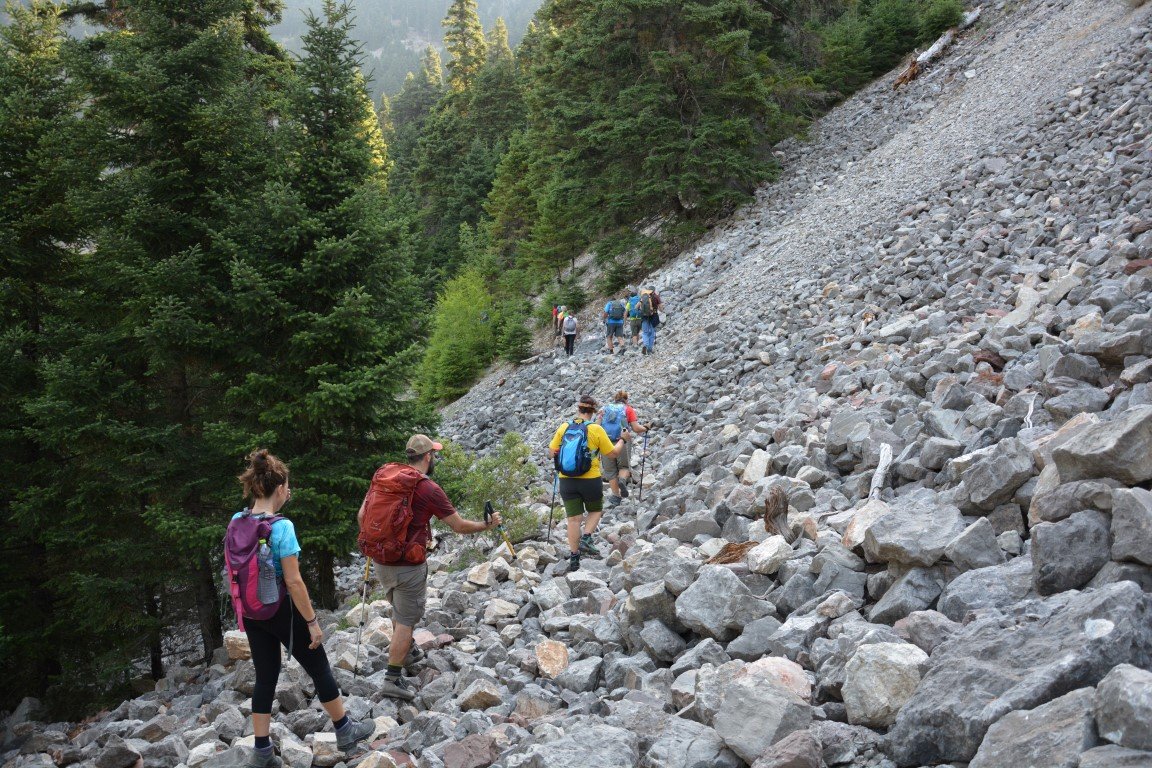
[224,450,374,767]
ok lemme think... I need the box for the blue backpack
[555,421,593,475]
[601,404,626,441]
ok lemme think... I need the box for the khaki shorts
[601,443,631,480]
[373,562,428,627]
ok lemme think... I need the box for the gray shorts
[373,562,428,627]
[630,319,643,336]
[606,323,624,338]
[602,443,631,480]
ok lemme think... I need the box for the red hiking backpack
[357,463,428,565]
[223,511,285,630]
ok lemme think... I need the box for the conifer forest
[0,0,962,714]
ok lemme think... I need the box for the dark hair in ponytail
[238,449,289,500]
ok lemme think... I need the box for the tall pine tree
[0,0,104,712]
[40,0,287,675]
[220,0,429,607]
[442,0,486,94]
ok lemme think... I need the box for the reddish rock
[751,729,823,768]
[443,734,500,768]
[1123,259,1152,275]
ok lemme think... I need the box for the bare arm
[281,555,316,619]
[441,512,497,534]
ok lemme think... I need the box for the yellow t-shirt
[550,419,616,479]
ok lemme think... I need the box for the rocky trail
[5,0,1152,766]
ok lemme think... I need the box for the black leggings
[245,598,340,714]
[564,333,576,355]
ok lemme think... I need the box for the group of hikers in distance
[552,285,663,357]
[223,388,651,764]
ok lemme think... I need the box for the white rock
[363,616,393,646]
[741,449,771,484]
[483,598,519,625]
[842,642,929,727]
[223,631,251,661]
[746,536,793,575]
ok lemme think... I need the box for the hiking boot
[618,480,630,499]
[579,533,600,557]
[607,494,622,508]
[246,745,281,768]
[335,717,375,751]
[404,646,425,668]
[378,675,417,702]
[567,553,581,572]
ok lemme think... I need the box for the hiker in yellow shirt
[549,395,629,572]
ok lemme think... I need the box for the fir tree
[0,0,104,712]
[44,0,288,674]
[442,0,486,94]
[221,0,428,606]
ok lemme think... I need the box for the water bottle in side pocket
[257,539,279,604]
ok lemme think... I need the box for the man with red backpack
[357,434,501,701]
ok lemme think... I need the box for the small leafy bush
[919,0,964,42]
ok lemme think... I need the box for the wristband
[306,616,319,626]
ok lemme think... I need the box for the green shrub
[494,303,533,362]
[432,433,539,544]
[814,13,873,97]
[864,0,921,75]
[918,0,964,42]
[417,266,495,402]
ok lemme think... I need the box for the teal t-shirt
[231,510,301,579]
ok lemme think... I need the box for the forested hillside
[270,0,543,101]
[1,0,961,716]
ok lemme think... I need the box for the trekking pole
[484,501,516,559]
[547,469,558,543]
[638,432,649,502]
[352,558,370,680]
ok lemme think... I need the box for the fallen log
[894,8,983,89]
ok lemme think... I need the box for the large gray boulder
[607,699,741,768]
[507,724,640,768]
[868,567,945,625]
[555,657,602,693]
[1031,510,1111,595]
[1029,479,1118,526]
[675,565,773,641]
[944,517,1005,572]
[1095,664,1152,750]
[968,688,1097,768]
[1078,745,1152,767]
[938,555,1035,622]
[1112,488,1152,566]
[962,438,1036,511]
[713,675,812,763]
[886,581,1152,766]
[861,494,966,567]
[1051,405,1152,485]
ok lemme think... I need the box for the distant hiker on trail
[639,287,662,355]
[603,294,627,355]
[626,287,643,349]
[552,304,561,336]
[550,395,630,572]
[562,310,578,356]
[357,434,501,702]
[598,390,649,507]
[225,450,374,767]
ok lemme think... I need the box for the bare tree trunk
[195,555,223,661]
[146,586,164,680]
[314,550,338,609]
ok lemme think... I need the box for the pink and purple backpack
[223,511,285,630]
